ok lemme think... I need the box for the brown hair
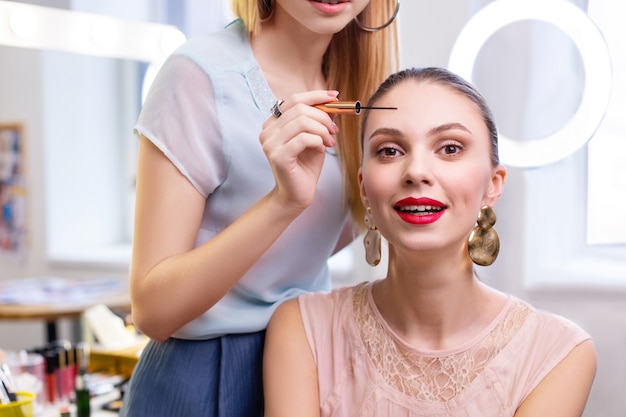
[231,0,400,230]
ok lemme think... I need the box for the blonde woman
[121,1,399,416]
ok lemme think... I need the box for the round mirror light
[448,0,612,168]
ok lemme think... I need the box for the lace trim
[353,283,529,402]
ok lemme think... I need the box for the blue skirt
[120,331,265,417]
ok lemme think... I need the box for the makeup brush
[0,351,17,403]
[315,101,397,115]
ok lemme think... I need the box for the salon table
[39,389,122,416]
[0,277,131,343]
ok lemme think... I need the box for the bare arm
[263,299,320,417]
[130,90,340,341]
[513,339,597,417]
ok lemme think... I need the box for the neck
[372,249,507,351]
[251,16,332,97]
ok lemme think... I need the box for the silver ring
[271,99,285,118]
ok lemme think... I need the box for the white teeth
[398,205,443,213]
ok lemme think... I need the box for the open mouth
[395,205,445,216]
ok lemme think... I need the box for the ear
[483,164,507,207]
[358,168,369,208]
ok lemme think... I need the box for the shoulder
[513,334,596,417]
[501,298,596,411]
[506,298,592,368]
[266,299,308,358]
[268,298,302,329]
[172,19,253,73]
[297,284,362,322]
[297,284,368,350]
[268,288,350,334]
[521,300,591,345]
[269,283,368,339]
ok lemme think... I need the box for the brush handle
[314,101,362,114]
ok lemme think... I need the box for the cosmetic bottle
[75,370,90,417]
[44,351,58,405]
[75,343,90,417]
[55,346,68,404]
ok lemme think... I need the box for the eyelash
[374,141,464,159]
[374,144,403,158]
[439,141,464,156]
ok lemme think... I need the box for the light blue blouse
[135,20,349,339]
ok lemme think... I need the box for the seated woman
[262,67,596,417]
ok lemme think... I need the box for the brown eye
[375,145,403,158]
[439,142,463,156]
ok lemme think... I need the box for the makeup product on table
[44,350,58,405]
[0,379,11,404]
[75,343,90,417]
[6,350,46,410]
[0,363,17,402]
[74,372,90,417]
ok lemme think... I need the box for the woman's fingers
[280,90,339,115]
[261,109,337,148]
[259,90,341,210]
[263,90,339,142]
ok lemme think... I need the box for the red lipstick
[394,197,446,225]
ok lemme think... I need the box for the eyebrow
[367,123,472,142]
[367,127,403,141]
[428,122,472,136]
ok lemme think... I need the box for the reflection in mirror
[0,1,185,268]
[39,49,143,265]
[0,44,144,266]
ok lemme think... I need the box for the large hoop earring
[260,0,274,22]
[468,206,500,266]
[354,0,400,32]
[363,207,381,267]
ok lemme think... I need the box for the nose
[402,152,434,187]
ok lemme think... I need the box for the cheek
[360,166,393,208]
[355,0,371,15]
[444,167,491,205]
[361,177,383,207]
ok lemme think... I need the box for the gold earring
[363,207,381,266]
[468,205,500,266]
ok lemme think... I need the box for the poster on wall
[0,123,27,261]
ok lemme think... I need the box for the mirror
[0,2,184,267]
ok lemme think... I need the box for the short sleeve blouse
[299,282,592,417]
[136,20,349,339]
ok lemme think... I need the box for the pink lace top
[298,281,590,417]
